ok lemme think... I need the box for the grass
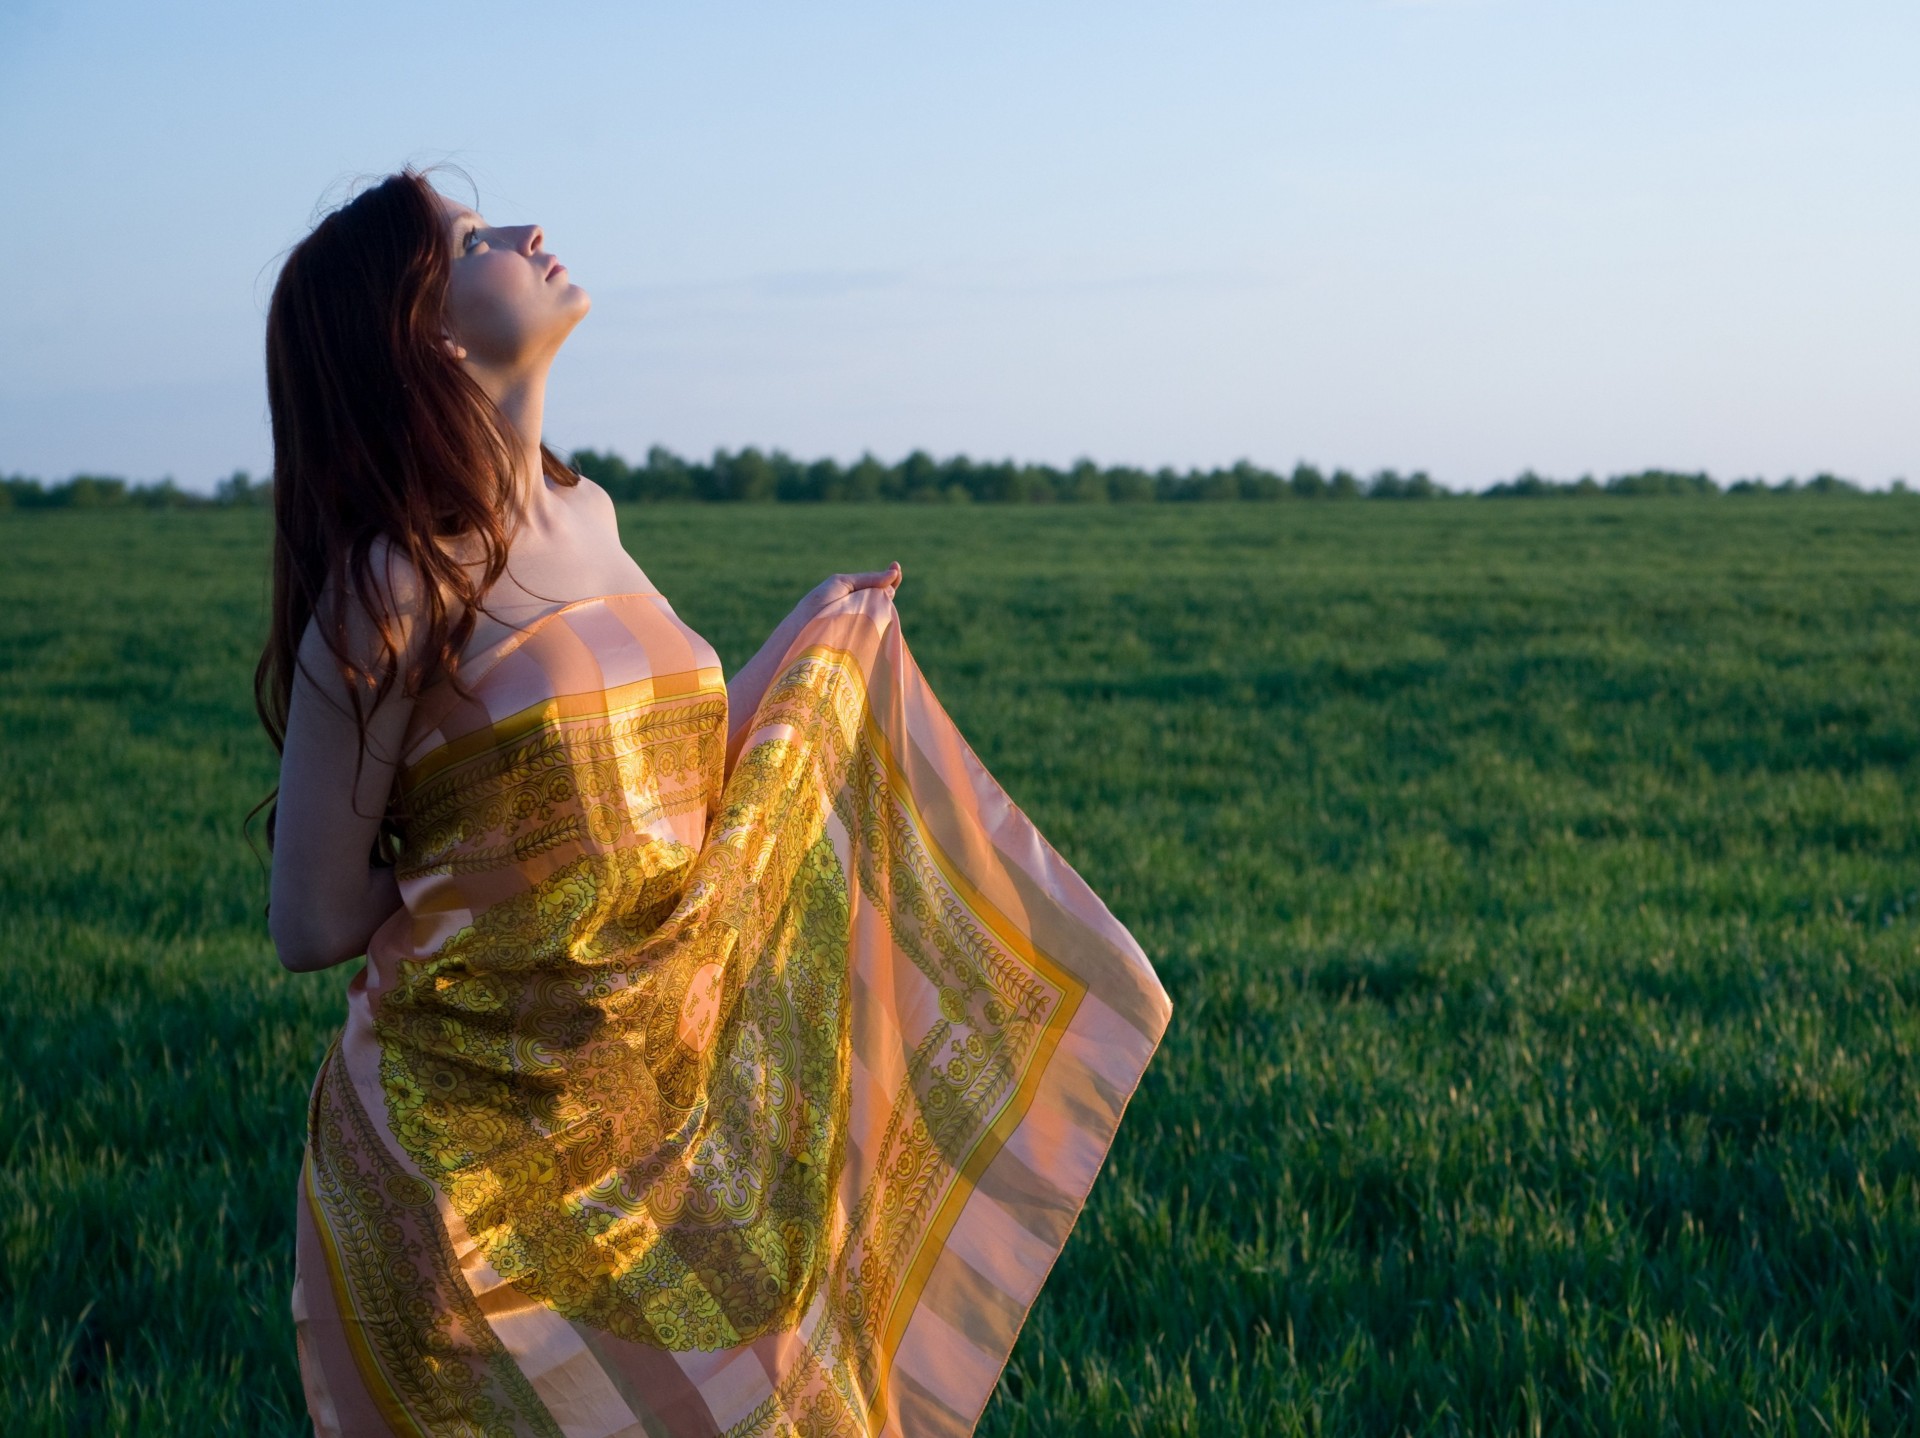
[5,497,1920,1435]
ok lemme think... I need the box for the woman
[259,169,1169,1438]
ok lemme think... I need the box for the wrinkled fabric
[293,586,1170,1437]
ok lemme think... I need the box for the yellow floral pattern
[398,694,726,878]
[373,644,1066,1379]
[308,1042,566,1435]
[377,659,866,1348]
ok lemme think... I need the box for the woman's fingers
[813,563,903,610]
[840,563,903,593]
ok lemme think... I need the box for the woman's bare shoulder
[565,477,654,592]
[346,535,438,640]
[299,536,434,678]
[363,533,428,608]
[571,475,621,524]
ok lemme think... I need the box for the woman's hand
[806,562,903,612]
[725,562,904,769]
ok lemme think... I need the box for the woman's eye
[463,230,482,253]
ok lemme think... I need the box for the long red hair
[254,169,574,851]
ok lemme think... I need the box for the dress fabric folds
[292,586,1170,1437]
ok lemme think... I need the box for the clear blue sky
[3,0,1915,490]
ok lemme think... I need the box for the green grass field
[6,498,1920,1435]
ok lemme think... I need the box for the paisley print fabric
[292,587,1171,1437]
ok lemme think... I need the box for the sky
[2,0,1916,491]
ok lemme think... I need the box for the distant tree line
[567,449,1892,504]
[1479,469,1878,499]
[1,454,1898,511]
[0,471,270,511]
[565,448,1443,503]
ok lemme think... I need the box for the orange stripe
[868,709,1080,989]
[855,708,1088,1424]
[304,1115,429,1438]
[423,590,664,698]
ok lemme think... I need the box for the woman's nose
[516,224,544,255]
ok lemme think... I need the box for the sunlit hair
[254,168,575,854]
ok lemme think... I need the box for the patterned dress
[292,585,1170,1437]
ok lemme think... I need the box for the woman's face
[436,191,590,372]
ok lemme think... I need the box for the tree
[65,475,127,508]
[722,447,777,503]
[1232,460,1283,501]
[201,471,263,506]
[1067,459,1109,503]
[900,450,940,501]
[643,446,694,501]
[846,454,887,502]
[796,457,844,502]
[569,449,637,499]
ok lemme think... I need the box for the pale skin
[268,190,901,973]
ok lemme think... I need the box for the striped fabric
[293,587,1170,1436]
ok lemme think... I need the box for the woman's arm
[268,561,421,973]
[726,563,901,757]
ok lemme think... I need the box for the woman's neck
[471,362,551,505]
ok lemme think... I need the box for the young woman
[259,169,1169,1438]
